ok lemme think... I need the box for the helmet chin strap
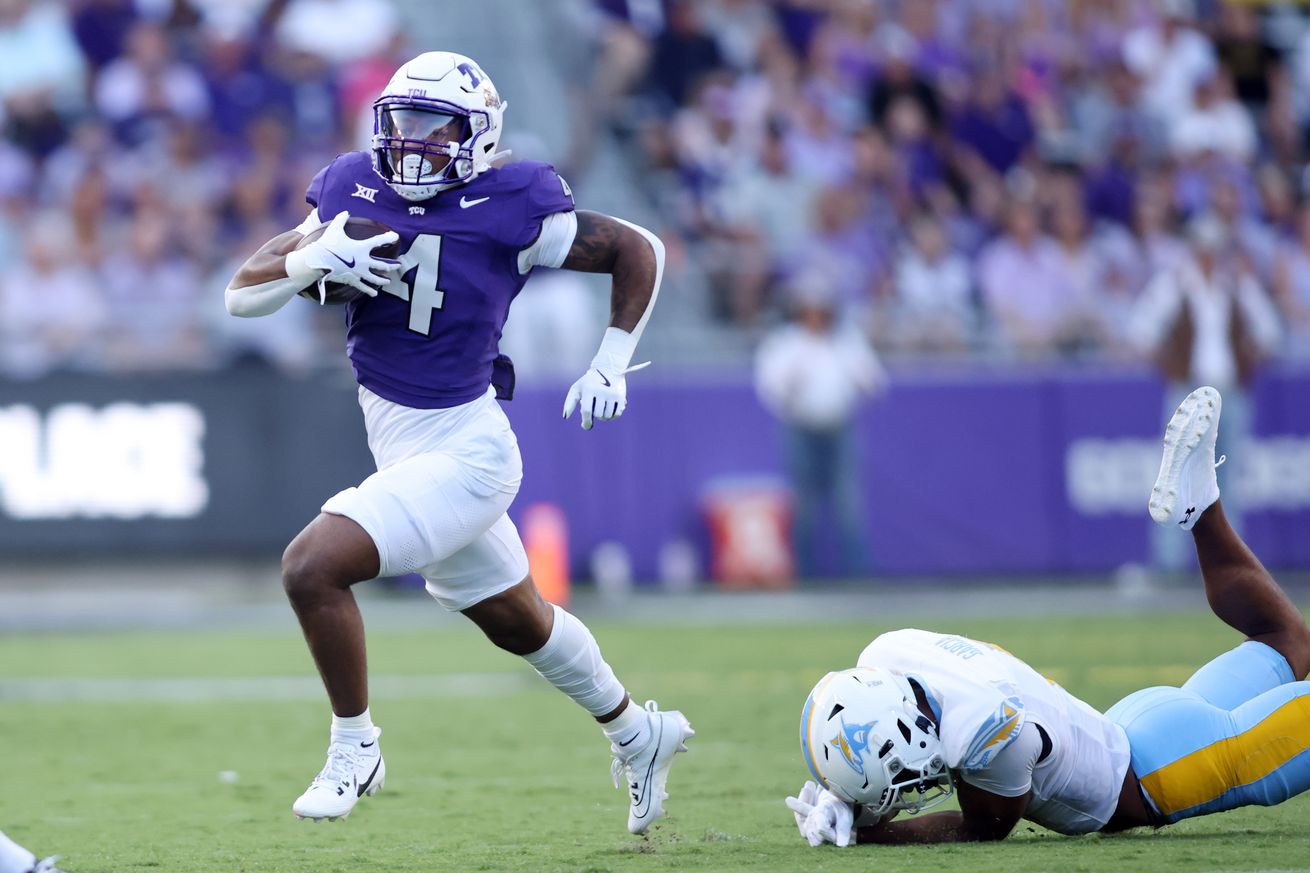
[475,148,512,172]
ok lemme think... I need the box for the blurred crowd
[6,0,1310,379]
[586,0,1310,367]
[0,0,405,376]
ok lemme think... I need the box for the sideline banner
[0,367,1306,574]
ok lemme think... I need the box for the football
[296,216,399,305]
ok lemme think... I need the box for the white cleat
[292,727,385,822]
[610,700,694,835]
[1149,386,1224,531]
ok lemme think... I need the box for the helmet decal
[831,719,876,776]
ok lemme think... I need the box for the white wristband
[284,247,326,284]
[591,326,637,373]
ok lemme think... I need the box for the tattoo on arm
[562,211,656,332]
[562,211,621,273]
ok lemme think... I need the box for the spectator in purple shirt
[69,0,138,73]
[201,29,293,145]
[647,1,724,112]
[949,65,1035,175]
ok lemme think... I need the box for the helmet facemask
[876,729,954,815]
[371,97,492,200]
[801,667,956,819]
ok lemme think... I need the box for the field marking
[0,673,536,703]
[0,663,1212,704]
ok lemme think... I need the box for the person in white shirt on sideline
[1128,214,1281,571]
[754,277,886,578]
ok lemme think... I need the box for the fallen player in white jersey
[787,386,1310,845]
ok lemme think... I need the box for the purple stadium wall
[1,366,1307,576]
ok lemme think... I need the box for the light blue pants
[1106,641,1310,823]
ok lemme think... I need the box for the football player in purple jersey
[224,51,691,832]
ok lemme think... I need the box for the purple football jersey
[305,151,575,408]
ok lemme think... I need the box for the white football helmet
[800,666,953,817]
[370,51,509,201]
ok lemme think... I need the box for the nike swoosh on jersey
[460,195,491,208]
[357,758,382,797]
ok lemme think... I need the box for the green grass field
[4,606,1309,872]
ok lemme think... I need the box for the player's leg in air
[0,830,60,873]
[462,575,694,835]
[1107,386,1310,825]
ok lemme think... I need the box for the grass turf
[2,606,1308,872]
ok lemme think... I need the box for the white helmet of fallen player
[370,51,509,201]
[800,666,954,818]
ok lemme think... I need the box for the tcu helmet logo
[457,62,484,89]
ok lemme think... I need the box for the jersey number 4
[381,233,444,336]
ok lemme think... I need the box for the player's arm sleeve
[224,211,324,317]
[517,210,578,274]
[959,721,1043,797]
[516,163,577,272]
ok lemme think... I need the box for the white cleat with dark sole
[610,700,695,835]
[1149,386,1224,531]
[292,726,385,822]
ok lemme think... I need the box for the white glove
[562,361,649,430]
[785,781,855,848]
[286,210,399,300]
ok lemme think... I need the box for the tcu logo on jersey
[409,206,426,216]
[352,184,378,203]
